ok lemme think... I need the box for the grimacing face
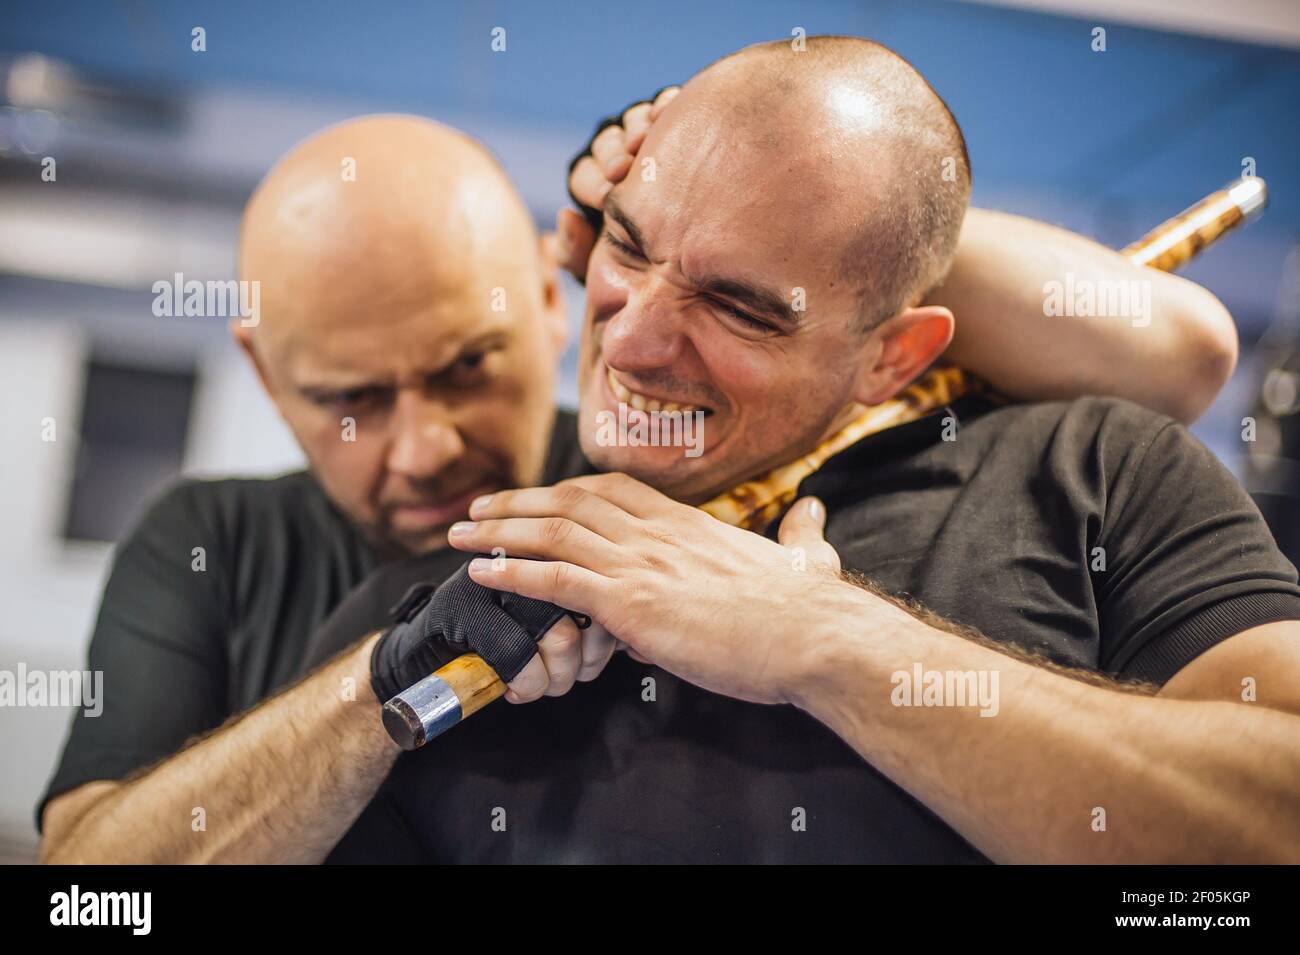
[249,236,564,557]
[576,103,884,503]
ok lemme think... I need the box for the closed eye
[603,230,646,261]
[711,298,776,334]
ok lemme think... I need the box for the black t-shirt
[40,396,1300,859]
[304,395,1300,863]
[36,411,589,831]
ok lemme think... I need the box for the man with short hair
[321,37,1300,863]
[38,38,1250,863]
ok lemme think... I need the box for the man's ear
[230,319,277,399]
[538,232,570,357]
[852,305,955,407]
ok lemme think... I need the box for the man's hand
[369,560,619,706]
[556,87,679,280]
[507,616,617,703]
[447,473,846,705]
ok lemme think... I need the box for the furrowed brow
[607,195,799,328]
[603,194,649,255]
[698,276,801,328]
[296,331,509,396]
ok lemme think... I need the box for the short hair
[711,37,972,331]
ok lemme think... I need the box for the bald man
[235,117,566,558]
[37,45,1246,862]
[34,116,604,863]
[318,39,1300,863]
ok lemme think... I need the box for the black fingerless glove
[369,557,588,702]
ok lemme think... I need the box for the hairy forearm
[931,208,1237,423]
[790,583,1300,863]
[41,633,399,864]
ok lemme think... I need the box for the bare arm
[932,208,1238,423]
[438,473,1300,863]
[40,632,399,864]
[793,590,1300,864]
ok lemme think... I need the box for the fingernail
[470,494,493,515]
[469,557,492,573]
[449,521,474,536]
[807,498,824,524]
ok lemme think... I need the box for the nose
[601,277,686,372]
[385,388,466,481]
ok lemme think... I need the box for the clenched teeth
[607,368,705,415]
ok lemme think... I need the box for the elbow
[1164,288,1239,425]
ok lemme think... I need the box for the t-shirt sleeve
[1095,416,1300,683]
[36,481,231,832]
[301,549,468,673]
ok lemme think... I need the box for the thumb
[556,207,596,282]
[777,497,841,573]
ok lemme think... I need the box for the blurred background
[0,0,1297,861]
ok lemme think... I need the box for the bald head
[577,35,971,500]
[671,36,971,328]
[233,114,566,556]
[239,114,540,356]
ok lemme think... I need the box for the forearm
[932,208,1237,423]
[790,583,1300,863]
[42,632,400,864]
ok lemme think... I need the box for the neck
[678,400,867,505]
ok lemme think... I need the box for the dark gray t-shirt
[39,397,1300,860]
[36,412,588,829]
[310,395,1300,863]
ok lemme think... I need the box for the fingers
[468,482,638,537]
[590,124,632,180]
[569,155,613,211]
[621,101,653,154]
[468,556,607,623]
[576,621,617,682]
[570,89,680,211]
[648,86,680,120]
[505,652,550,703]
[553,472,681,521]
[555,208,596,281]
[536,616,583,698]
[505,617,617,703]
[449,514,624,570]
[777,497,841,573]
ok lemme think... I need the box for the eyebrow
[603,194,650,258]
[603,193,801,330]
[296,330,509,396]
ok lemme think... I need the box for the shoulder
[967,394,1177,445]
[124,470,336,557]
[960,394,1194,480]
[967,396,1254,541]
[137,470,322,529]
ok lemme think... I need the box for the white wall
[0,322,303,861]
